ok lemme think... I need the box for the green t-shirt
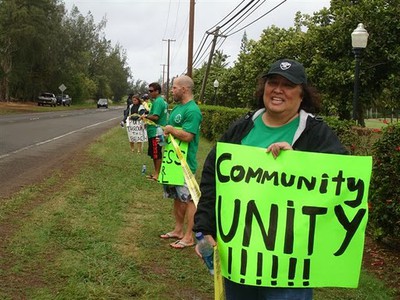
[147,96,168,138]
[241,114,299,148]
[168,100,202,173]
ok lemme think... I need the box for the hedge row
[198,105,399,242]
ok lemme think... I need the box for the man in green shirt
[160,75,202,249]
[143,82,167,180]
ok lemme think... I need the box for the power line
[216,0,258,30]
[221,0,265,35]
[226,0,287,37]
[192,39,213,69]
[171,0,181,39]
[191,0,260,70]
[186,0,288,75]
[162,0,173,39]
[206,0,246,32]
[192,34,212,67]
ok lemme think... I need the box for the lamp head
[351,23,369,49]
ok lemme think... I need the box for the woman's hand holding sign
[266,142,292,159]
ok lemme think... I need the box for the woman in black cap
[193,59,347,300]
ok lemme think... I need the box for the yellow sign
[159,137,188,185]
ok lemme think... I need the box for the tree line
[0,0,134,103]
[192,0,400,123]
[1,0,399,119]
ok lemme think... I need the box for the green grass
[0,128,396,299]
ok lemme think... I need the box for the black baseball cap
[263,59,307,85]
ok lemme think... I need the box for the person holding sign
[122,95,148,153]
[141,83,168,181]
[160,75,202,249]
[194,59,347,299]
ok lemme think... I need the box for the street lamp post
[213,79,219,105]
[351,23,369,126]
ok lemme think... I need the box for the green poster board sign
[215,142,372,288]
[158,136,188,185]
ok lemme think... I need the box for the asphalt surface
[0,107,123,199]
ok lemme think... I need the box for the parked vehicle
[37,92,57,107]
[56,94,72,106]
[97,98,108,109]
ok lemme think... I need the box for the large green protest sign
[158,136,188,185]
[215,142,372,288]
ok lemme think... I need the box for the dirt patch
[363,235,400,298]
[0,101,40,114]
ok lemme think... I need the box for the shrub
[323,116,381,156]
[369,123,400,241]
[199,105,247,141]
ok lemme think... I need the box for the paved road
[0,107,124,198]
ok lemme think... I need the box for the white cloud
[63,0,330,83]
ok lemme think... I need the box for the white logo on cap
[280,62,292,70]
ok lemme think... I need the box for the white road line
[0,116,120,160]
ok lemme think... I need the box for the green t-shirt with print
[241,114,299,148]
[147,96,168,138]
[168,100,202,173]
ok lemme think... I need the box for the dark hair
[132,94,142,102]
[130,95,143,114]
[255,76,321,114]
[149,82,162,93]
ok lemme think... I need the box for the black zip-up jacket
[193,109,348,237]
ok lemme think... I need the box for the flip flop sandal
[170,239,195,249]
[160,232,183,239]
[146,175,158,181]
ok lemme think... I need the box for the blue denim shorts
[163,182,192,203]
[224,279,313,300]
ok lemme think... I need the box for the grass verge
[0,127,396,299]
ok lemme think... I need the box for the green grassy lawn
[0,127,396,299]
[364,118,393,129]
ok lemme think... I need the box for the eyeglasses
[148,89,155,92]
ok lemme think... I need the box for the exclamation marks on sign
[240,248,247,284]
[288,258,311,286]
[226,247,311,287]
[288,257,297,286]
[303,259,310,286]
[271,256,311,286]
[227,247,233,280]
[256,252,263,285]
[271,255,278,286]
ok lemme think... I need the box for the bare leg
[137,142,143,153]
[181,200,195,244]
[153,158,162,179]
[170,200,195,248]
[130,142,135,152]
[171,199,185,238]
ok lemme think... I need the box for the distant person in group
[193,59,347,299]
[160,75,202,249]
[141,93,151,113]
[141,82,167,181]
[122,95,147,153]
[121,94,134,127]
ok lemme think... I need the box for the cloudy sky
[62,0,330,83]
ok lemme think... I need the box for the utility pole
[162,39,175,103]
[187,0,195,78]
[160,64,166,93]
[199,27,225,103]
